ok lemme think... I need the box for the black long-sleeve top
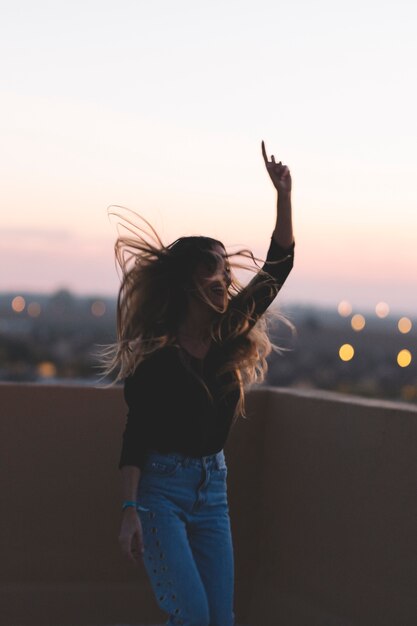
[119,236,295,470]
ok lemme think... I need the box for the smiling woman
[192,243,231,306]
[98,206,294,411]
[95,141,296,626]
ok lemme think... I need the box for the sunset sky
[1,0,416,315]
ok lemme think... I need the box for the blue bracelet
[122,500,137,511]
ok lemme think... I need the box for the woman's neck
[177,326,211,342]
[176,302,214,357]
[178,300,213,339]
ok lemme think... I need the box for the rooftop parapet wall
[242,387,417,626]
[1,383,416,626]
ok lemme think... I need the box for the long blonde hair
[96,206,296,422]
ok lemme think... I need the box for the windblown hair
[96,206,296,422]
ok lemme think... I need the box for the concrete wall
[1,383,416,626]
[244,388,417,626]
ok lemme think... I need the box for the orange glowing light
[28,302,41,317]
[397,350,412,367]
[351,314,366,331]
[91,300,106,317]
[398,317,412,334]
[339,344,354,361]
[401,385,417,400]
[375,302,389,318]
[12,296,26,313]
[37,361,57,378]
[337,300,352,317]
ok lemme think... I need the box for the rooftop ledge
[260,383,417,410]
[1,383,416,626]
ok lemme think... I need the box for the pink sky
[3,223,417,317]
[2,1,416,316]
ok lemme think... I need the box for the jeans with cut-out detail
[135,448,235,626]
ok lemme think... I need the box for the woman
[104,141,295,626]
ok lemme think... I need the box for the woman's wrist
[277,189,291,201]
[277,190,292,214]
[122,499,138,511]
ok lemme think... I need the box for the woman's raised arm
[261,140,294,249]
[226,141,295,328]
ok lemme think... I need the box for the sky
[1,0,416,316]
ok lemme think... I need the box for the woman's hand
[262,140,292,194]
[118,508,144,565]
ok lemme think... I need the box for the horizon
[2,286,416,321]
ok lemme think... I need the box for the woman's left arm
[226,142,295,327]
[261,140,294,248]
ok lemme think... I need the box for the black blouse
[119,236,295,470]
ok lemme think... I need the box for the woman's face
[192,243,231,309]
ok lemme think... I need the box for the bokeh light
[398,317,412,334]
[375,302,390,318]
[338,300,352,317]
[27,302,41,317]
[351,314,366,331]
[397,349,412,367]
[401,385,417,401]
[339,344,355,361]
[11,296,26,313]
[91,300,106,317]
[37,361,57,378]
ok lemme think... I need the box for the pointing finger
[261,140,268,165]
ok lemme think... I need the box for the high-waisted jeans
[135,448,235,626]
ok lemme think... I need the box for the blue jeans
[135,448,235,626]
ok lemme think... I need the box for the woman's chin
[210,296,228,312]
